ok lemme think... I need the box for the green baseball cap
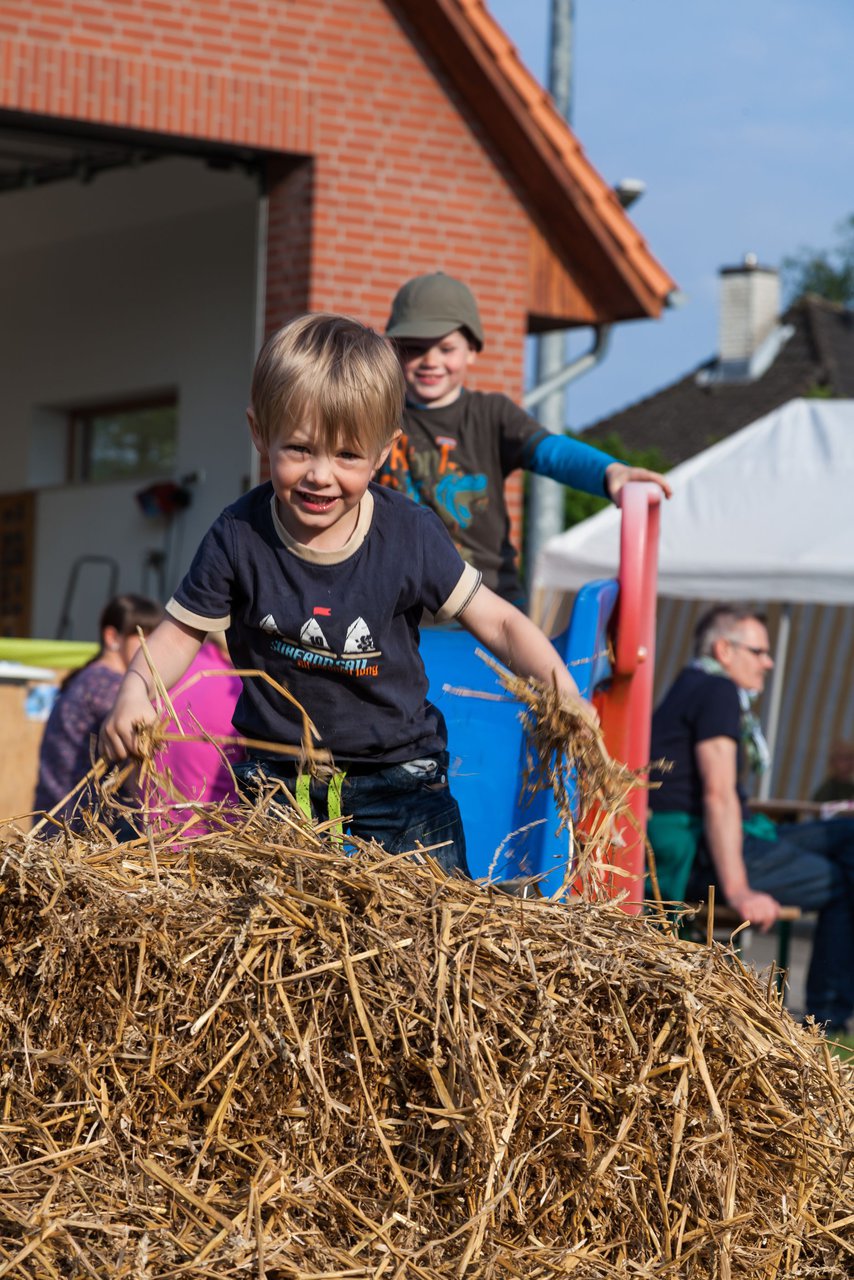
[385,272,484,351]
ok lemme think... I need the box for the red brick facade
[2,0,539,529]
[1,0,532,382]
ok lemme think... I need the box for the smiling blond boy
[102,313,594,873]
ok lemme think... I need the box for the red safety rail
[593,482,662,914]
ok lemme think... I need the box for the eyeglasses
[724,638,772,658]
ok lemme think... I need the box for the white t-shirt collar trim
[270,488,374,564]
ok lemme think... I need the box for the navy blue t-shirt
[167,483,481,764]
[649,666,747,817]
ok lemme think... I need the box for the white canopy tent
[535,399,854,797]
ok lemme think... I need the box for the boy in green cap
[383,272,671,604]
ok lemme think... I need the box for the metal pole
[547,0,574,119]
[525,0,575,600]
[758,602,792,800]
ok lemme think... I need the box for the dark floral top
[33,662,122,828]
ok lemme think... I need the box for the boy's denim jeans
[234,751,470,878]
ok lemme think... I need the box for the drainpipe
[523,325,612,605]
[525,0,575,601]
[522,324,612,413]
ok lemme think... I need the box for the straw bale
[1,803,851,1279]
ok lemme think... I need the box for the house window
[68,396,178,482]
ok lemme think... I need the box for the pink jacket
[155,642,244,813]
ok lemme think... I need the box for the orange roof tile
[392,0,677,323]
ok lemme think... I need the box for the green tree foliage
[782,214,854,307]
[563,432,670,528]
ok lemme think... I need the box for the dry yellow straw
[1,808,851,1278]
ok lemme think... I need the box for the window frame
[66,391,179,484]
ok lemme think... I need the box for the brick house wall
[2,0,538,534]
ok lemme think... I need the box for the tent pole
[758,602,792,800]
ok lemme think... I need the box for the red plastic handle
[614,483,661,676]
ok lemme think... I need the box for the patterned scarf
[693,656,771,775]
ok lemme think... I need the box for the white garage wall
[0,156,259,640]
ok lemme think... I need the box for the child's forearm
[458,586,582,702]
[527,436,672,504]
[491,608,580,700]
[528,433,614,496]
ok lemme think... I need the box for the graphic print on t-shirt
[299,616,332,652]
[343,616,378,655]
[263,607,381,678]
[381,431,488,533]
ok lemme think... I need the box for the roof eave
[390,0,677,324]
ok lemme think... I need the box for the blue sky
[488,0,854,430]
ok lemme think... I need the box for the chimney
[718,253,780,362]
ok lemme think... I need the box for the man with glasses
[648,603,854,1036]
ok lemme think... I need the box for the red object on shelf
[135,482,192,519]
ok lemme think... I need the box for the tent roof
[535,399,854,605]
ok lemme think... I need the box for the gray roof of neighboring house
[583,295,854,465]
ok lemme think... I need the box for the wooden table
[747,797,823,823]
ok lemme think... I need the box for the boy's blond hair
[250,313,404,456]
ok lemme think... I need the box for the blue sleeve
[527,433,619,498]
